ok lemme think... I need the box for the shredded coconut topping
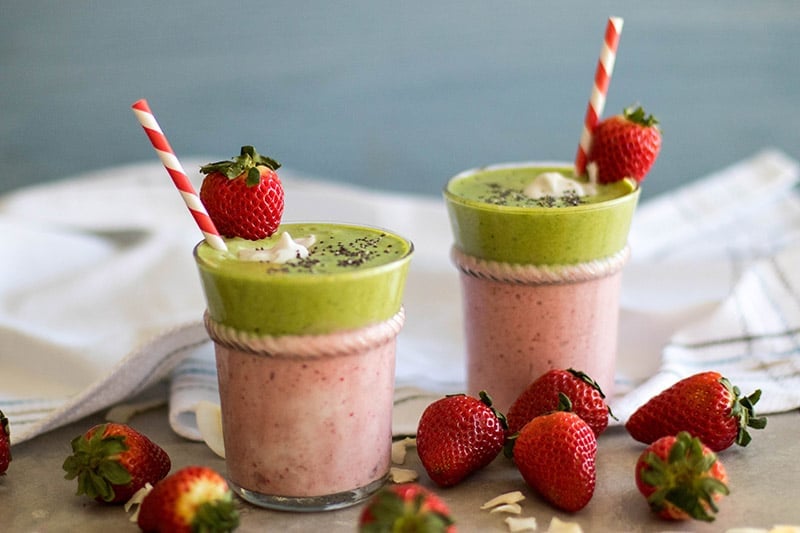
[237,232,316,263]
[523,171,594,200]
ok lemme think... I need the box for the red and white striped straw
[131,99,228,251]
[574,16,624,177]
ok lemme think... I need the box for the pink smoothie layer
[214,333,396,498]
[460,271,622,414]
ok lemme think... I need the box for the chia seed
[480,182,586,208]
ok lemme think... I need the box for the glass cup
[444,162,639,413]
[194,222,413,511]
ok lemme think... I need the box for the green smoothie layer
[444,163,639,265]
[194,223,413,336]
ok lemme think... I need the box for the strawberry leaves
[637,432,729,522]
[200,145,281,185]
[63,423,170,504]
[725,379,768,446]
[360,487,454,533]
[63,426,132,502]
[622,105,659,127]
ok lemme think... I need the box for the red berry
[199,146,285,240]
[416,391,507,487]
[506,368,611,437]
[0,409,10,475]
[513,411,597,512]
[588,105,662,183]
[625,371,767,451]
[137,465,239,533]
[62,423,171,504]
[635,431,729,522]
[358,483,456,532]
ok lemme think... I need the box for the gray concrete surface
[2,383,798,532]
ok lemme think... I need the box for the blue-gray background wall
[2,1,799,201]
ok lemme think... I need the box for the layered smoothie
[194,222,413,511]
[444,163,639,412]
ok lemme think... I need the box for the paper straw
[574,16,624,176]
[131,99,228,251]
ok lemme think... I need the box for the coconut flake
[505,516,537,532]
[391,437,416,464]
[195,400,225,458]
[389,467,419,483]
[523,172,593,200]
[586,161,599,185]
[124,482,153,522]
[489,503,522,515]
[481,490,526,510]
[105,398,165,423]
[237,232,315,263]
[546,516,584,533]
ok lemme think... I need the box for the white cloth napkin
[1,149,797,445]
[613,149,800,420]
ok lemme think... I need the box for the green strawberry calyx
[567,368,605,398]
[623,105,660,128]
[199,145,281,186]
[566,367,617,421]
[62,424,133,502]
[721,377,767,447]
[477,390,509,431]
[191,491,240,532]
[361,489,454,533]
[640,431,729,522]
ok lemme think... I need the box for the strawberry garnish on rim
[587,104,662,184]
[199,145,285,240]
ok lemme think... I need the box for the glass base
[230,474,388,512]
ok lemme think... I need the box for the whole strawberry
[416,391,508,487]
[587,105,662,183]
[199,145,284,240]
[625,371,767,452]
[0,409,10,475]
[137,465,239,533]
[63,422,171,504]
[358,483,456,533]
[635,431,729,522]
[512,411,597,512]
[506,368,612,437]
